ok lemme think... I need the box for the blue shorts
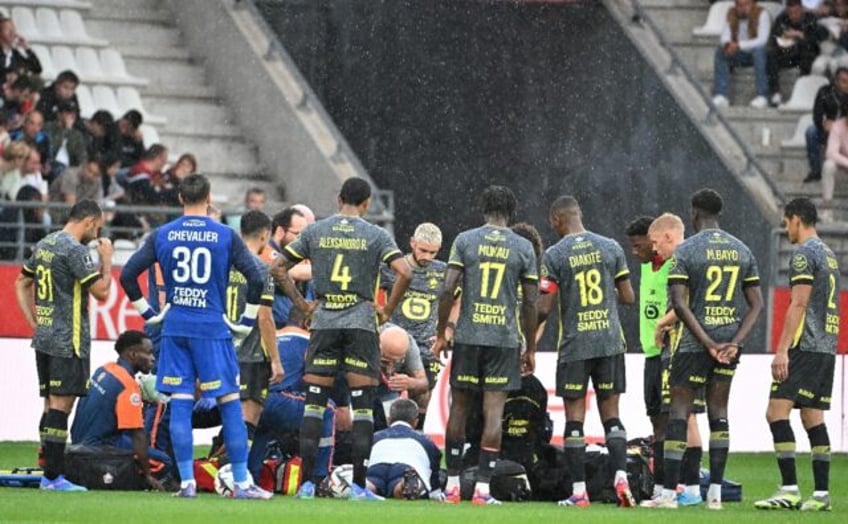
[156,336,239,398]
[366,463,408,497]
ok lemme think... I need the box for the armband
[539,277,559,295]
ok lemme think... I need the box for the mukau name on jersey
[173,286,208,308]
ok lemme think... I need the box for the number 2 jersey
[121,215,265,339]
[449,225,538,348]
[787,237,840,354]
[23,231,101,358]
[667,229,760,354]
[283,215,402,332]
[540,231,629,362]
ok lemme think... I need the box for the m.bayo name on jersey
[704,248,741,327]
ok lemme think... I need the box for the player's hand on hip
[269,360,285,385]
[96,237,113,260]
[146,303,170,326]
[222,314,252,342]
[521,350,535,375]
[771,352,789,382]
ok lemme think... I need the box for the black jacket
[812,83,848,136]
[769,11,827,49]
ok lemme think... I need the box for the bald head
[380,326,409,363]
[292,203,315,224]
[648,213,685,260]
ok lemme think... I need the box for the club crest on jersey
[668,256,678,271]
[484,229,506,243]
[182,219,206,227]
[428,278,440,289]
[792,254,808,272]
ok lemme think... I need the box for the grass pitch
[0,441,845,523]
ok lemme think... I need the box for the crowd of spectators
[0,14,201,258]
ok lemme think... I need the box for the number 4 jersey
[449,225,538,349]
[540,231,629,362]
[667,228,760,354]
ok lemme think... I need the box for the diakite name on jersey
[568,251,602,268]
[577,309,609,331]
[472,302,506,325]
[318,237,367,250]
[705,249,739,261]
[173,287,208,307]
[167,230,219,243]
[36,305,54,326]
[704,306,738,326]
[477,245,510,259]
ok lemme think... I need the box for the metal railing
[627,0,786,206]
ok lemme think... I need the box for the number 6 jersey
[666,229,760,354]
[540,231,629,362]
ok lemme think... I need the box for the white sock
[686,485,700,497]
[662,488,677,500]
[707,483,721,502]
[781,485,799,493]
[614,470,628,484]
[573,481,586,495]
[446,476,460,491]
[813,490,828,498]
[180,480,196,489]
[475,482,490,496]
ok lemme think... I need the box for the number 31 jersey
[540,231,629,362]
[667,228,760,354]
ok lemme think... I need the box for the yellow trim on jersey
[284,245,305,261]
[671,323,684,356]
[667,275,688,281]
[381,249,402,263]
[743,276,760,282]
[522,275,539,281]
[21,264,35,277]
[791,311,806,349]
[614,269,630,279]
[73,280,82,356]
[556,297,564,358]
[79,271,100,286]
[790,275,814,284]
[448,261,464,268]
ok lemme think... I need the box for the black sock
[477,448,499,485]
[807,424,830,492]
[769,420,797,487]
[682,446,702,486]
[708,418,729,485]
[603,418,627,473]
[651,440,665,486]
[42,409,69,480]
[300,385,329,482]
[564,421,585,483]
[417,411,426,429]
[350,387,375,487]
[245,422,257,449]
[445,437,464,476]
[663,418,686,490]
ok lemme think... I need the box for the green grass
[1,441,846,523]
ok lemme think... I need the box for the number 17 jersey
[667,229,760,354]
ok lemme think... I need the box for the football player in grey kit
[271,177,411,501]
[432,185,538,506]
[537,196,636,508]
[654,188,763,510]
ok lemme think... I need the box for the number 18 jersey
[667,229,760,354]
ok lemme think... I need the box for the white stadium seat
[35,8,65,43]
[91,84,121,117]
[779,74,829,112]
[693,1,732,37]
[75,46,106,82]
[11,7,42,42]
[781,114,813,148]
[117,86,167,125]
[31,44,56,79]
[75,84,95,119]
[761,2,784,22]
[140,124,161,149]
[51,45,79,74]
[59,9,107,46]
[100,49,149,86]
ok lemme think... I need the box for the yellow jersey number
[574,268,603,307]
[705,265,739,302]
[479,262,505,299]
[36,266,54,302]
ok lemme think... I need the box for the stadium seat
[35,8,65,43]
[781,113,813,148]
[117,86,167,125]
[59,9,107,46]
[100,49,149,86]
[779,75,829,112]
[692,1,732,37]
[5,0,92,9]
[75,47,106,82]
[91,84,122,117]
[761,2,784,22]
[51,46,79,74]
[139,124,161,149]
[75,84,95,118]
[10,7,42,42]
[31,44,57,80]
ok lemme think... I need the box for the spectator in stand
[767,0,828,107]
[712,0,772,109]
[83,110,119,160]
[117,110,144,168]
[44,100,87,170]
[802,0,830,17]
[0,16,41,82]
[226,187,267,231]
[821,104,848,219]
[1,75,38,130]
[125,144,168,206]
[0,185,47,260]
[10,110,50,176]
[158,153,197,207]
[0,112,10,152]
[0,140,29,200]
[48,156,103,224]
[19,148,48,199]
[804,67,848,183]
[35,71,80,124]
[100,152,124,203]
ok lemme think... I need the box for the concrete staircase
[637,0,848,216]
[83,0,280,209]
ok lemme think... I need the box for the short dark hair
[549,195,579,216]
[339,177,372,206]
[511,222,543,261]
[11,75,36,92]
[115,330,149,355]
[784,197,818,225]
[785,0,802,6]
[90,110,115,128]
[241,210,271,237]
[626,215,656,237]
[122,109,143,130]
[143,144,167,161]
[55,70,80,86]
[481,185,517,221]
[272,207,304,233]
[67,199,102,222]
[691,188,723,216]
[388,398,419,425]
[178,174,211,205]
